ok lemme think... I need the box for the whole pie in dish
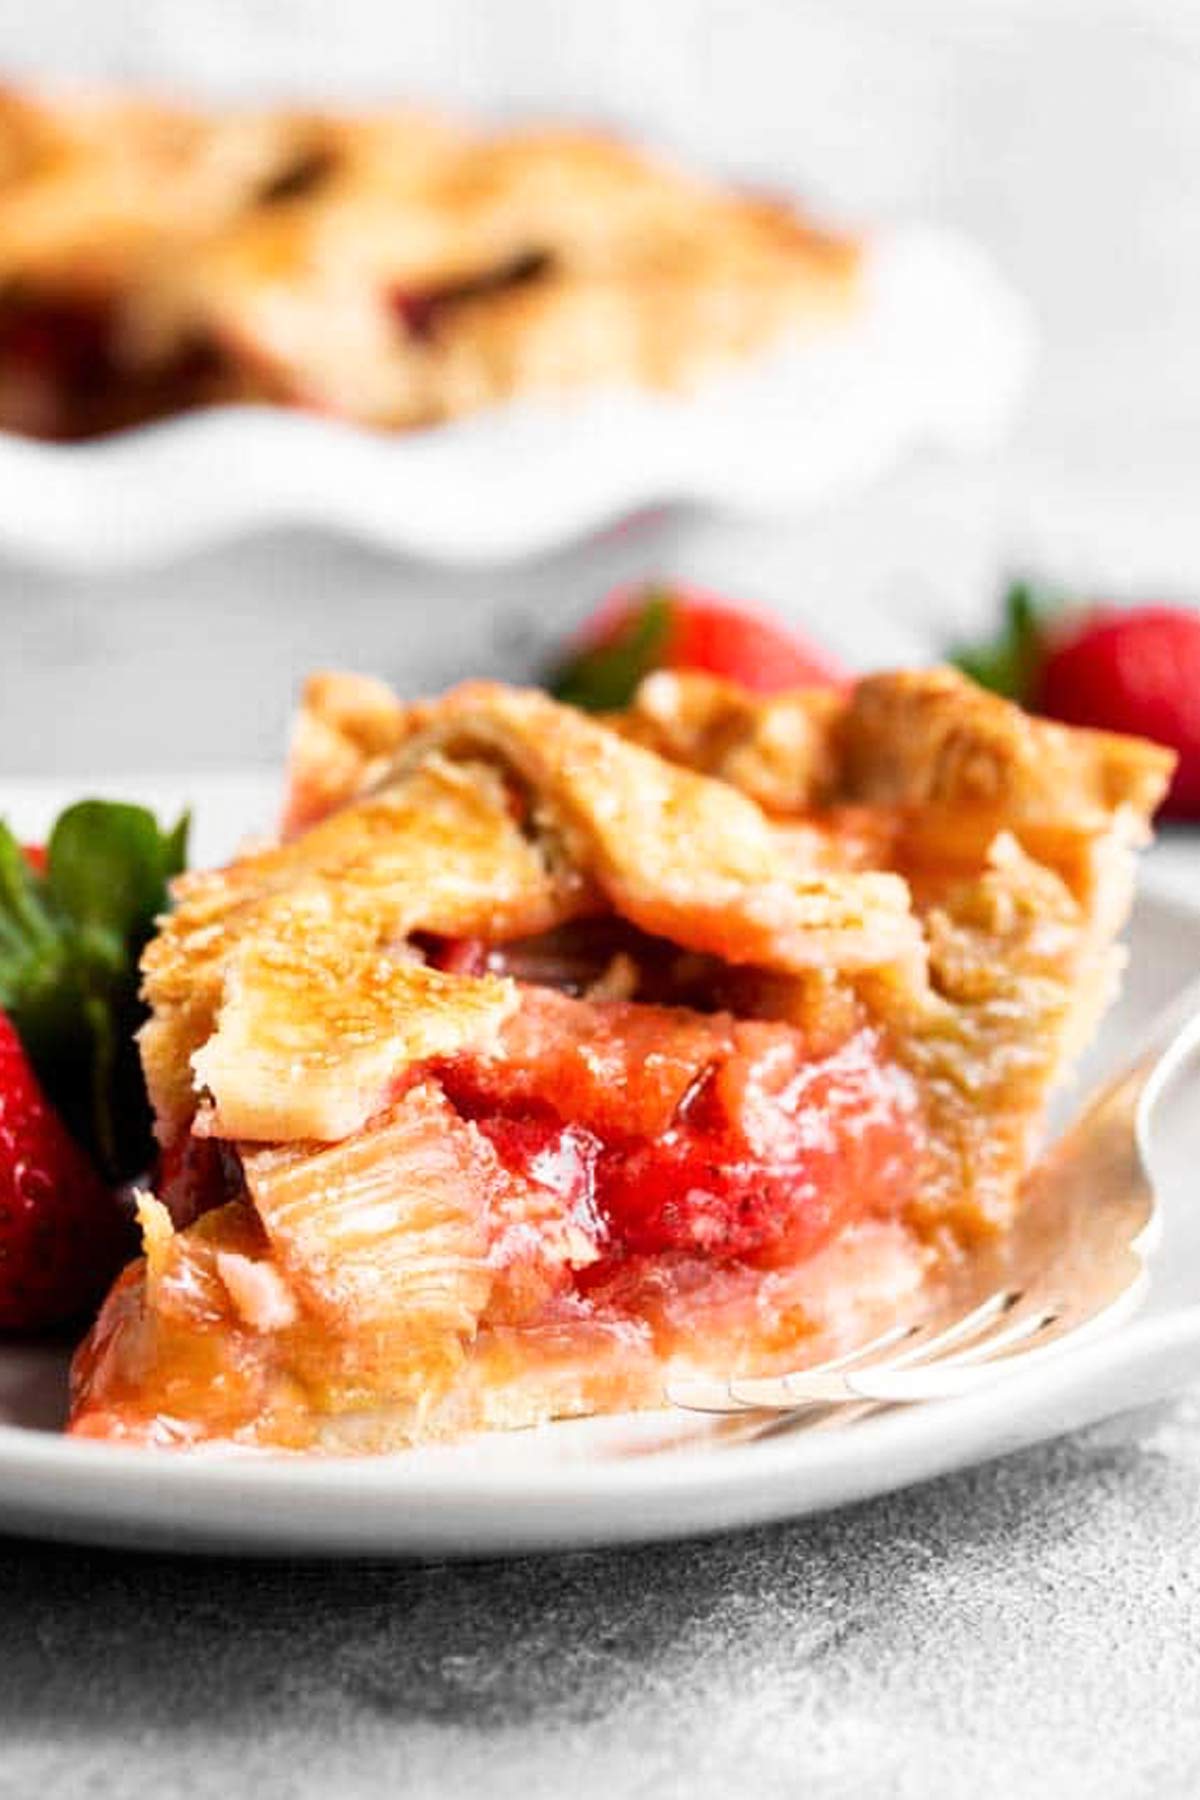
[0,87,858,440]
[68,668,1172,1451]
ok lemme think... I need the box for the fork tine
[662,1383,763,1416]
[936,1303,1058,1367]
[665,1320,923,1414]
[725,1321,922,1409]
[800,1319,920,1373]
[683,1293,1026,1414]
[883,1288,1020,1367]
[807,1282,1147,1404]
[732,1288,1022,1406]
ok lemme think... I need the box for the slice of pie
[0,87,858,439]
[68,671,1172,1451]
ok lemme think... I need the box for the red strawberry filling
[0,294,229,440]
[391,251,551,343]
[156,933,923,1290]
[157,1133,247,1231]
[436,987,922,1275]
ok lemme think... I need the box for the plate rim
[2,1306,1199,1558]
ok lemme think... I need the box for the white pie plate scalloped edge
[0,773,1198,1554]
[0,225,1033,572]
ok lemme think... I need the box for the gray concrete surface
[3,1395,1200,1798]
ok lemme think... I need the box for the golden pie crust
[68,670,1172,1452]
[0,86,858,438]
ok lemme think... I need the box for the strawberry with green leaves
[549,582,846,712]
[957,583,1200,820]
[0,800,186,1329]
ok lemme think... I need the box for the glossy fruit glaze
[435,986,922,1276]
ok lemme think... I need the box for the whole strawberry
[0,1012,130,1330]
[549,582,846,712]
[957,584,1200,819]
[1034,609,1200,818]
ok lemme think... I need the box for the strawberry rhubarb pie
[68,668,1172,1450]
[0,87,857,440]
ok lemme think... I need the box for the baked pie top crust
[0,87,859,437]
[270,666,1173,1232]
[143,682,921,1144]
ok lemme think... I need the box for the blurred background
[2,0,1199,773]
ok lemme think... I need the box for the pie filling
[0,291,231,440]
[390,251,554,343]
[164,922,924,1277]
[70,925,928,1448]
[0,244,556,439]
[437,994,920,1273]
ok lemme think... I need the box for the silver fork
[667,989,1200,1420]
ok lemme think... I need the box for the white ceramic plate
[0,227,1032,572]
[1,770,1197,1559]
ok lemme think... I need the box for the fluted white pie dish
[0,227,1032,572]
